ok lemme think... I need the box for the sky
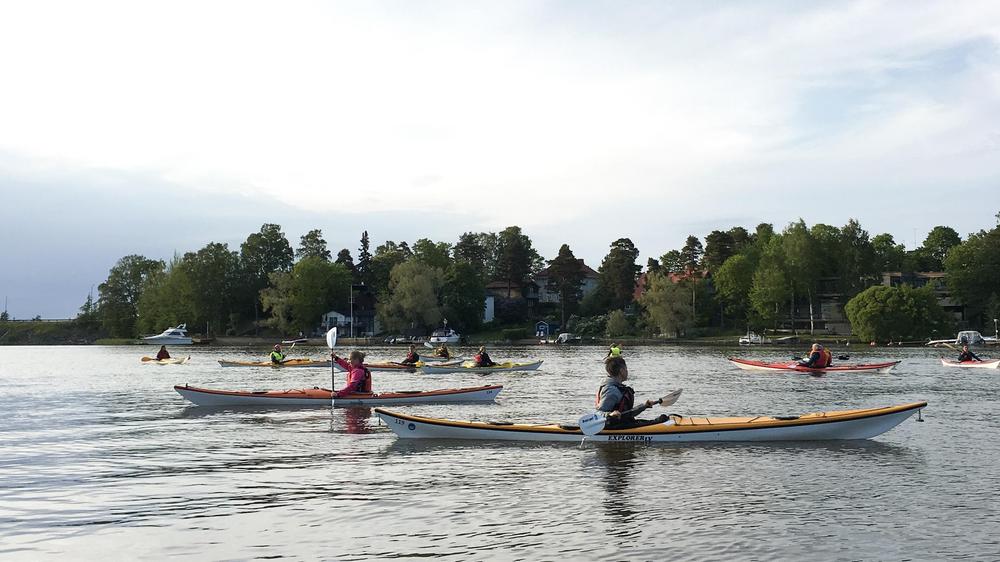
[1,0,999,318]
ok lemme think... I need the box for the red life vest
[595,382,635,412]
[820,349,833,367]
[404,351,419,363]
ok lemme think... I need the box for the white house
[483,295,495,323]
[321,310,350,329]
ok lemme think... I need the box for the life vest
[404,351,419,363]
[595,382,634,412]
[474,353,492,366]
[820,349,833,367]
[345,366,373,393]
[609,346,622,357]
[270,351,285,363]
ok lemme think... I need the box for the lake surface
[1,344,998,560]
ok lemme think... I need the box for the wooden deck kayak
[375,402,926,442]
[175,383,503,407]
[728,358,900,374]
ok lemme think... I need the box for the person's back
[156,346,170,360]
[435,345,450,359]
[799,344,825,368]
[597,357,664,429]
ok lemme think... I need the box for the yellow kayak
[141,356,190,365]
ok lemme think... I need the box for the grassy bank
[0,321,105,345]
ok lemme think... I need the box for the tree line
[87,212,1000,342]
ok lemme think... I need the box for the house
[485,280,538,301]
[535,320,559,337]
[881,271,964,322]
[483,295,495,323]
[533,260,600,303]
[321,310,350,330]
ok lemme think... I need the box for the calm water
[1,344,998,560]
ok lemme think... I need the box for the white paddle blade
[424,341,434,348]
[578,412,607,436]
[660,388,683,407]
[325,327,338,349]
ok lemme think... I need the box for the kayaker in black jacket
[156,346,170,360]
[474,346,497,367]
[401,345,420,365]
[596,357,667,429]
[434,344,451,359]
[958,345,982,362]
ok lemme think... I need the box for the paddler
[400,344,420,365]
[597,357,667,429]
[270,344,286,364]
[798,343,832,368]
[331,350,373,396]
[434,343,451,359]
[957,344,982,362]
[473,346,497,368]
[606,343,622,359]
[156,345,171,360]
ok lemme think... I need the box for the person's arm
[332,355,351,371]
[801,351,819,367]
[972,351,982,361]
[597,386,623,415]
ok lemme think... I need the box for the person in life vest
[331,350,373,397]
[957,344,982,362]
[606,343,622,359]
[474,346,497,368]
[596,357,667,429]
[400,344,420,365]
[434,344,451,359]
[798,343,832,368]
[270,344,286,364]
[156,345,170,360]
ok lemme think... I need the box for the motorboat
[738,331,769,345]
[927,331,999,347]
[142,324,193,345]
[429,327,461,344]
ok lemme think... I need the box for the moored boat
[420,360,544,374]
[728,357,900,374]
[141,356,190,365]
[375,402,926,442]
[218,358,332,368]
[142,324,193,345]
[175,383,502,407]
[940,358,1000,369]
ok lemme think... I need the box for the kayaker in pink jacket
[331,350,372,396]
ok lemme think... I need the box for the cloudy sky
[1,0,999,318]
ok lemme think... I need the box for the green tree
[713,254,755,323]
[845,284,951,342]
[412,238,452,270]
[782,220,819,333]
[702,230,735,272]
[660,250,684,274]
[596,238,641,311]
[376,260,445,332]
[184,242,242,334]
[335,249,356,273]
[944,222,1000,330]
[261,257,352,334]
[872,233,907,272]
[679,235,703,271]
[639,273,695,337]
[136,256,196,335]
[240,224,294,322]
[441,262,486,332]
[605,309,630,337]
[494,226,542,297]
[357,231,373,287]
[749,241,790,330]
[296,229,332,261]
[453,232,498,281]
[838,219,877,298]
[546,244,586,326]
[370,241,413,297]
[728,226,751,253]
[75,292,101,330]
[98,254,165,337]
[914,226,962,270]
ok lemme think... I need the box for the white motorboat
[927,331,998,347]
[429,327,461,344]
[738,331,769,345]
[142,324,193,345]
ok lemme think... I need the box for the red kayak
[728,358,900,374]
[175,384,503,407]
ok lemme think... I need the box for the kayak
[421,360,544,374]
[728,358,900,374]
[333,361,427,373]
[141,356,190,365]
[418,355,463,363]
[218,359,332,368]
[940,358,1000,369]
[174,383,502,407]
[375,402,926,442]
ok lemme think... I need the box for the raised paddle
[578,388,683,437]
[325,327,338,394]
[424,341,435,349]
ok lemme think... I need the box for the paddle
[326,327,338,393]
[424,341,435,349]
[578,389,683,437]
[791,355,850,362]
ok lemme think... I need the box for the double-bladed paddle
[325,327,338,393]
[578,388,683,437]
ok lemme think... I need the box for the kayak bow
[375,402,926,442]
[728,358,900,374]
[175,384,503,407]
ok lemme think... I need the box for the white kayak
[421,360,544,374]
[418,355,463,363]
[375,402,926,442]
[141,356,190,365]
[174,384,503,407]
[940,358,1000,369]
